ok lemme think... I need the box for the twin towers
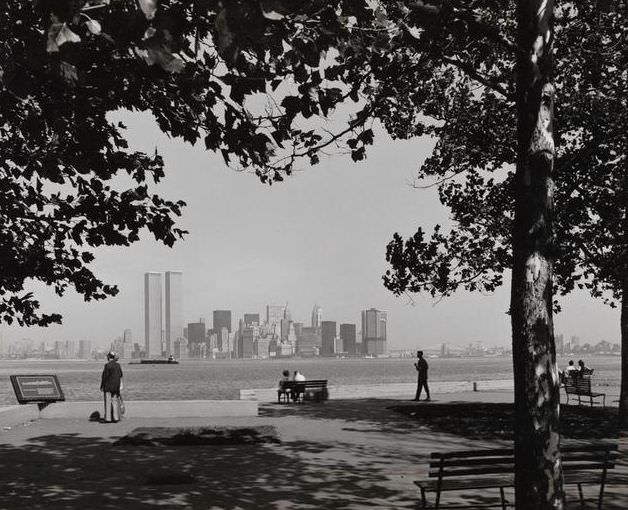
[144,271,183,358]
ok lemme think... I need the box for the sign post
[10,375,65,410]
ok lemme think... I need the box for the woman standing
[100,351,123,423]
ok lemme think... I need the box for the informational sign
[10,375,65,404]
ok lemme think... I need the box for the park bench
[277,380,328,403]
[563,376,606,407]
[414,443,618,509]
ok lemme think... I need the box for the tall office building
[217,327,229,352]
[66,340,77,359]
[334,336,344,354]
[238,326,257,359]
[244,313,260,326]
[361,308,387,355]
[144,272,162,358]
[255,336,270,358]
[339,323,357,355]
[311,305,323,328]
[213,310,232,334]
[187,319,206,350]
[266,305,285,337]
[165,271,184,356]
[293,322,303,340]
[298,327,321,356]
[123,329,133,344]
[78,339,92,359]
[321,321,336,356]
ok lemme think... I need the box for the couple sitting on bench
[278,369,306,403]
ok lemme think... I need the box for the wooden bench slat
[430,465,515,478]
[430,448,512,459]
[416,475,514,492]
[431,457,516,468]
[563,462,615,471]
[562,443,618,452]
[563,453,619,463]
[564,473,604,485]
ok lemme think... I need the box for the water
[0,355,620,405]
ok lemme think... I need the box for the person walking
[414,350,431,401]
[100,351,123,423]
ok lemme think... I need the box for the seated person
[277,370,291,402]
[292,370,306,402]
[562,360,578,382]
[577,359,594,377]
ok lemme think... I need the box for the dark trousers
[415,379,430,400]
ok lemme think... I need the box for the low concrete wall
[0,404,39,429]
[240,380,514,402]
[0,400,257,425]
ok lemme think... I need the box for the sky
[2,111,621,350]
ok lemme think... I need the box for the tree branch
[442,56,513,99]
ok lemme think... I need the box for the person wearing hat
[100,351,123,423]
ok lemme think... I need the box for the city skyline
[0,111,620,349]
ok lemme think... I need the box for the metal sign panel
[10,375,65,404]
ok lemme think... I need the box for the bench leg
[420,487,427,509]
[590,395,594,407]
[578,483,585,509]
[500,487,507,510]
[435,489,441,510]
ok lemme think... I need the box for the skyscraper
[244,313,260,326]
[321,321,336,356]
[361,308,387,355]
[339,323,357,355]
[297,326,321,356]
[165,271,184,356]
[78,339,92,359]
[266,305,285,337]
[144,272,162,358]
[187,319,206,352]
[311,305,323,328]
[213,310,232,335]
[217,327,229,352]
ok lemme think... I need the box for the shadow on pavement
[1,398,626,509]
[0,431,414,509]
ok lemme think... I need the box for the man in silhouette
[100,351,123,423]
[414,350,431,401]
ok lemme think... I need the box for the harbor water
[0,355,620,405]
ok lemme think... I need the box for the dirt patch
[114,425,280,446]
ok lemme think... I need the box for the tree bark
[511,1,563,508]
[619,182,628,429]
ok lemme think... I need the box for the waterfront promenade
[0,390,626,509]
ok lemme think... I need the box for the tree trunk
[619,250,628,430]
[511,1,563,508]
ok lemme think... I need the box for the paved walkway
[0,393,626,509]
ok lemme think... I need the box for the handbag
[119,394,126,417]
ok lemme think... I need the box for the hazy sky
[2,111,620,349]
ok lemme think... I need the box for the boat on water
[130,356,179,365]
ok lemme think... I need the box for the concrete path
[0,393,625,509]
